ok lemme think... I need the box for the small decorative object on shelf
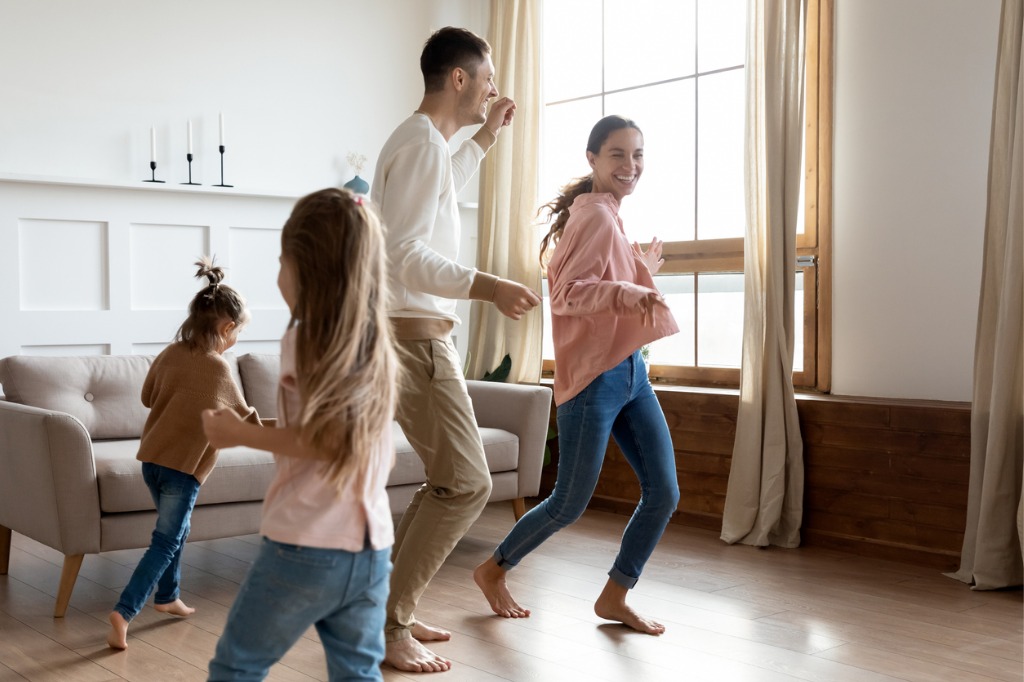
[182,153,200,185]
[182,120,200,185]
[213,145,233,187]
[214,113,233,187]
[145,126,164,183]
[343,151,369,194]
[144,161,164,183]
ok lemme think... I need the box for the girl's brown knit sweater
[136,342,260,484]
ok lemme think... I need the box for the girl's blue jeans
[495,350,680,588]
[208,537,392,681]
[114,462,200,621]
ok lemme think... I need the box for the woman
[474,115,680,635]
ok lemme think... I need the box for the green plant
[481,353,511,382]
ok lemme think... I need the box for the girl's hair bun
[194,255,225,287]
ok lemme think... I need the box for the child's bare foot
[411,621,451,641]
[107,611,129,649]
[594,579,665,635]
[153,599,195,617]
[384,637,451,673]
[473,557,530,618]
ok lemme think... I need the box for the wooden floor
[1,504,1021,682]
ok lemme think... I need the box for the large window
[539,0,832,391]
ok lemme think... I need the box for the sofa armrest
[0,401,102,555]
[465,380,552,498]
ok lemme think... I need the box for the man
[370,26,541,673]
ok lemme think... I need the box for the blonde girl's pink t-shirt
[259,327,395,551]
[547,192,679,406]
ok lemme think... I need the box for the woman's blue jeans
[208,538,392,681]
[495,351,680,588]
[114,462,200,621]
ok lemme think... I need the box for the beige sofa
[0,352,551,617]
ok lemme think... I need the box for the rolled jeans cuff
[608,565,638,589]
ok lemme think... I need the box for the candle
[219,113,225,146]
[150,127,156,162]
[187,120,193,154]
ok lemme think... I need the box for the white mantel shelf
[0,172,302,200]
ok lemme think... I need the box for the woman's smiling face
[587,127,644,204]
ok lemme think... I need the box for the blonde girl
[202,188,399,681]
[108,258,257,650]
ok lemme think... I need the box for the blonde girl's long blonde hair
[279,188,399,493]
[538,115,643,267]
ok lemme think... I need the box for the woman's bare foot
[412,621,451,641]
[473,557,530,618]
[384,637,451,673]
[107,611,129,649]
[594,579,665,635]
[153,598,195,617]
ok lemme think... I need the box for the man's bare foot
[107,611,129,649]
[594,579,665,636]
[153,599,195,617]
[412,621,451,642]
[473,557,530,618]
[384,637,451,673]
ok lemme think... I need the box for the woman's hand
[632,237,665,275]
[202,408,245,449]
[636,291,665,327]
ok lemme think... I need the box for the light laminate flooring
[1,504,1021,681]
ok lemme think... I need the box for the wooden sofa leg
[512,498,526,521]
[54,554,84,618]
[0,525,10,574]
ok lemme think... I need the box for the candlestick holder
[143,161,164,183]
[181,153,200,185]
[213,145,233,187]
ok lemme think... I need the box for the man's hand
[485,97,516,135]
[493,278,540,320]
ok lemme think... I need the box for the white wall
[0,179,295,359]
[0,0,486,194]
[0,0,487,361]
[832,0,1001,401]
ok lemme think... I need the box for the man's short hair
[420,26,491,93]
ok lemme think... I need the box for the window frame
[540,0,833,393]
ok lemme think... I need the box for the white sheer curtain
[721,0,806,548]
[949,0,1024,590]
[466,0,544,384]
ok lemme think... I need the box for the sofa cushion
[94,440,276,513]
[97,424,520,513]
[386,424,519,487]
[0,355,154,440]
[238,353,280,419]
[0,353,246,440]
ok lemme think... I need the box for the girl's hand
[202,408,244,448]
[633,238,665,275]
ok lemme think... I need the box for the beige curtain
[467,0,544,384]
[721,0,806,548]
[950,0,1024,590]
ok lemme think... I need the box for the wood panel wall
[539,388,972,570]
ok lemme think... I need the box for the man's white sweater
[371,113,492,324]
